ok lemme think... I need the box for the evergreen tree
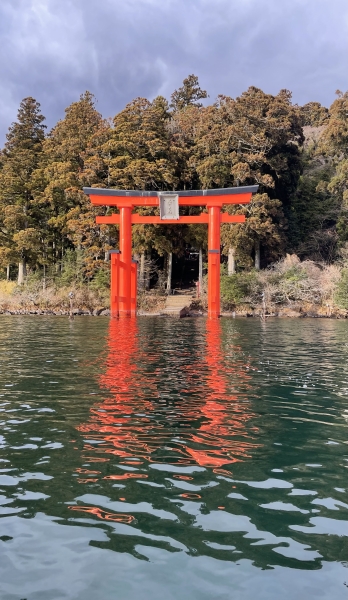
[170,74,208,112]
[189,88,303,268]
[298,101,329,127]
[43,91,110,278]
[317,91,348,253]
[287,134,337,263]
[106,96,181,272]
[0,97,46,282]
[106,96,175,191]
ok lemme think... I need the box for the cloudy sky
[0,0,347,143]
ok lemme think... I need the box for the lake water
[0,316,348,600]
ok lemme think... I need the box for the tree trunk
[18,259,26,285]
[6,265,10,281]
[139,252,145,291]
[198,247,203,295]
[166,252,172,295]
[105,234,111,262]
[53,240,59,272]
[254,238,261,271]
[145,253,151,291]
[228,247,236,275]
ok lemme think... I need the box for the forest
[0,75,347,315]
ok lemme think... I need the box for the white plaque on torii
[158,193,179,220]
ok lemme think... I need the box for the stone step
[165,300,193,307]
[167,294,194,300]
[165,296,194,306]
[161,294,194,317]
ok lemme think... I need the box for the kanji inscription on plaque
[159,193,179,220]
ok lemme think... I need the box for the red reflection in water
[103,473,148,480]
[180,319,258,467]
[68,505,134,523]
[76,468,101,474]
[75,318,260,475]
[213,468,233,477]
[180,493,201,499]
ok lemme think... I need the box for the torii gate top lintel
[83,185,259,318]
[83,185,258,199]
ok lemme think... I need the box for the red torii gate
[83,186,258,318]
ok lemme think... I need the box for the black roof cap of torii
[83,185,259,198]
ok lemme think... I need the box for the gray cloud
[0,0,347,142]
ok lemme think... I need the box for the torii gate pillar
[119,206,132,315]
[208,205,221,318]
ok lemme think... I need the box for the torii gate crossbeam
[83,186,258,318]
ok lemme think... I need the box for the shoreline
[0,308,346,319]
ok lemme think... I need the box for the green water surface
[0,316,347,599]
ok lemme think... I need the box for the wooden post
[68,291,74,319]
[166,252,172,295]
[254,238,261,271]
[199,247,203,295]
[228,247,236,275]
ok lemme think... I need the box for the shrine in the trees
[83,186,258,318]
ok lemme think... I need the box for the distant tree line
[0,75,347,286]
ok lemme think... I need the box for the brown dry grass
[0,282,108,314]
